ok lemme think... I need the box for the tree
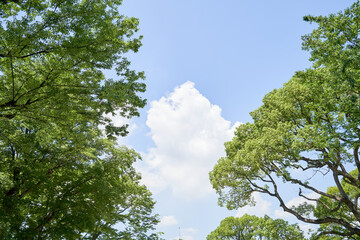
[0,0,159,239]
[0,0,146,138]
[0,124,159,239]
[207,215,305,240]
[210,2,360,239]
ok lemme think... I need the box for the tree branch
[332,168,360,222]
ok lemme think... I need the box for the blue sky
[110,1,356,239]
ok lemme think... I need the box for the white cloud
[137,170,168,194]
[139,81,240,200]
[158,215,178,227]
[235,192,272,218]
[274,209,292,219]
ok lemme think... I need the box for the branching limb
[332,169,360,222]
[264,173,360,234]
[270,162,339,200]
[313,229,359,239]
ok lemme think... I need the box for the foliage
[311,170,360,239]
[0,0,146,138]
[210,1,360,238]
[207,214,305,240]
[0,0,159,239]
[0,123,159,239]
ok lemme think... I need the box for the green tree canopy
[210,1,360,238]
[0,0,146,138]
[207,215,305,240]
[0,0,159,239]
[0,124,159,239]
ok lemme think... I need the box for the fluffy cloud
[140,81,239,200]
[158,215,178,227]
[235,192,272,218]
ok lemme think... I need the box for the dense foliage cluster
[210,1,360,239]
[207,215,305,240]
[0,0,159,239]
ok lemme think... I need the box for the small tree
[207,215,305,240]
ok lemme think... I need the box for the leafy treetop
[0,0,146,138]
[0,1,160,239]
[207,214,305,240]
[210,1,360,238]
